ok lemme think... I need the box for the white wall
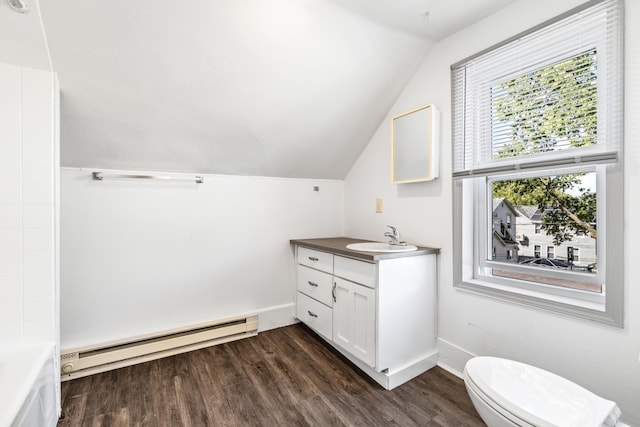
[344,0,640,424]
[61,168,343,349]
[0,63,57,345]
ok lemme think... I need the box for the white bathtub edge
[0,342,55,427]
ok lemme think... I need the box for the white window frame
[534,245,541,258]
[452,0,624,326]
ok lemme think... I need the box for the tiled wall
[0,62,56,344]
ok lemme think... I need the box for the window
[452,0,623,326]
[547,246,555,259]
[568,247,580,263]
[573,248,580,263]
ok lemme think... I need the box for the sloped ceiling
[0,0,50,70]
[37,0,514,179]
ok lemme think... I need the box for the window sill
[491,268,601,293]
[455,278,621,326]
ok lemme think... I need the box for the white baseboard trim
[255,302,296,332]
[436,337,476,379]
[338,347,439,390]
[387,351,439,390]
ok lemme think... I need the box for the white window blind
[452,0,622,178]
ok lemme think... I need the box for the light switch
[375,198,383,213]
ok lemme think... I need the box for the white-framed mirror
[391,104,439,183]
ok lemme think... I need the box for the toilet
[463,357,628,427]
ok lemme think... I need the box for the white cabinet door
[332,277,376,367]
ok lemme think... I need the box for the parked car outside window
[519,258,570,269]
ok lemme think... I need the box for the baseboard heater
[60,314,258,381]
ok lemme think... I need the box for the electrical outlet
[375,198,383,213]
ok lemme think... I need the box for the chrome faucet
[384,225,406,246]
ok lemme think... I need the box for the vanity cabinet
[292,237,439,390]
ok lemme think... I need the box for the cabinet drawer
[297,265,334,307]
[297,247,333,273]
[334,256,376,288]
[297,292,333,340]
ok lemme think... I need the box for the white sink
[346,242,418,253]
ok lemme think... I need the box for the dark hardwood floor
[58,324,485,426]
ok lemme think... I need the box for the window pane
[490,171,599,292]
[491,50,597,160]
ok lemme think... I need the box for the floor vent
[60,314,258,381]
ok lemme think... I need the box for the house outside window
[452,0,623,326]
[515,205,596,268]
[492,198,519,263]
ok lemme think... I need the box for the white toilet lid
[464,357,619,427]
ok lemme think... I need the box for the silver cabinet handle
[308,281,318,287]
[332,282,337,302]
[308,256,319,261]
[307,310,318,318]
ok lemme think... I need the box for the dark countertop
[290,237,440,262]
